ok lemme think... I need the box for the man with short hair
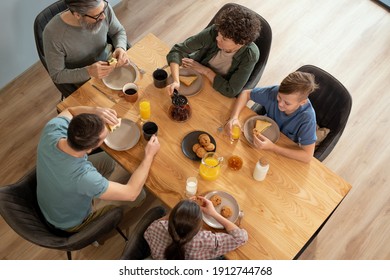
[37,106,160,232]
[226,71,319,163]
[43,0,129,97]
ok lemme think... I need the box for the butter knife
[92,84,118,104]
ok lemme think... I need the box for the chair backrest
[206,3,272,89]
[33,0,79,99]
[0,168,125,258]
[297,65,352,161]
[34,0,68,71]
[120,206,167,260]
[0,168,68,245]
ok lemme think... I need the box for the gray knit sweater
[43,4,127,84]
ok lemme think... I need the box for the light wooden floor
[0,0,389,260]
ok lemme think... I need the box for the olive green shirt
[167,25,260,97]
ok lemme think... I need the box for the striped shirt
[144,219,248,260]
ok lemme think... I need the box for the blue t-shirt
[250,86,317,145]
[36,116,109,230]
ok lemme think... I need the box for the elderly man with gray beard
[43,0,129,97]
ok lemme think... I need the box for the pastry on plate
[253,119,272,136]
[192,143,201,153]
[210,194,222,207]
[196,147,207,158]
[221,205,233,218]
[203,143,215,151]
[198,134,211,146]
[179,75,198,87]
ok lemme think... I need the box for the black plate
[181,131,217,161]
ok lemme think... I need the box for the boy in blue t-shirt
[226,71,318,163]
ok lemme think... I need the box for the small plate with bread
[181,131,216,161]
[202,190,240,229]
[243,115,280,145]
[167,68,203,96]
[104,118,140,151]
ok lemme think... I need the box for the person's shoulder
[247,42,260,54]
[46,116,70,127]
[105,2,116,21]
[44,14,63,32]
[252,85,278,95]
[197,24,218,39]
[43,14,68,39]
[302,100,317,121]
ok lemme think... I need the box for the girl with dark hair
[144,197,248,260]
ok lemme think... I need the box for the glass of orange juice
[231,124,241,142]
[139,98,151,122]
[199,152,223,181]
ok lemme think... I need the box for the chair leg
[67,251,72,260]
[116,226,128,241]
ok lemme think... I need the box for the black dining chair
[33,0,77,100]
[0,168,128,260]
[120,206,167,260]
[297,65,352,161]
[33,0,131,100]
[206,3,272,90]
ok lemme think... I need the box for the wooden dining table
[57,33,352,260]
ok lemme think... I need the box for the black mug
[142,121,158,141]
[153,69,168,88]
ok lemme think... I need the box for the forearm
[212,213,239,232]
[230,90,251,119]
[124,155,155,199]
[170,62,180,84]
[201,67,216,83]
[271,144,314,163]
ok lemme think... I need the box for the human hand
[144,135,160,158]
[87,61,115,79]
[112,48,129,67]
[253,133,274,150]
[182,58,209,74]
[224,118,240,137]
[166,81,180,96]
[94,107,118,127]
[197,196,218,216]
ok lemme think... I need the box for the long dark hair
[164,200,203,260]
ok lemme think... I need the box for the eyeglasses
[83,0,108,22]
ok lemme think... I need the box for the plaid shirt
[144,220,248,260]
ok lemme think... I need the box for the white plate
[202,190,240,229]
[243,115,280,144]
[104,119,140,151]
[102,61,139,90]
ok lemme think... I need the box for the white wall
[0,0,121,90]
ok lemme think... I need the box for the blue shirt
[36,117,109,230]
[250,86,317,145]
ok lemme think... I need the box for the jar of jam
[228,155,243,171]
[169,90,192,122]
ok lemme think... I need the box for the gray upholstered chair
[120,206,167,260]
[297,65,352,161]
[0,168,128,260]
